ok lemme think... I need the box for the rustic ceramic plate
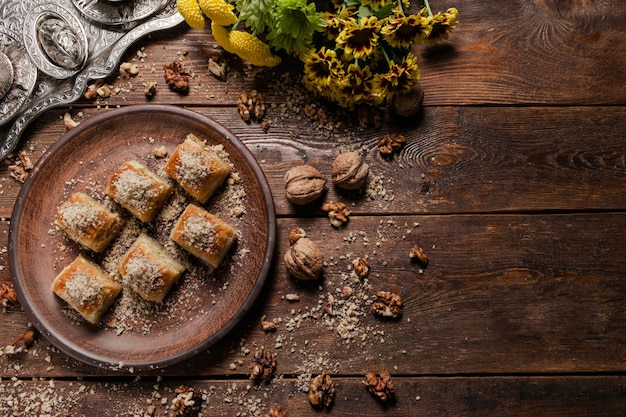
[9,105,276,371]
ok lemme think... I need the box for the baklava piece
[164,134,232,204]
[56,192,124,253]
[170,204,236,271]
[119,234,185,303]
[106,160,173,223]
[51,254,122,325]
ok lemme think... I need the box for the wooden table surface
[1,1,626,415]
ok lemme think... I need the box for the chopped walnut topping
[410,244,428,266]
[321,201,351,228]
[288,227,307,245]
[4,328,36,356]
[363,370,396,402]
[261,408,286,417]
[8,165,28,183]
[170,386,202,417]
[378,134,406,155]
[371,291,403,319]
[163,61,190,94]
[0,280,17,307]
[352,257,371,279]
[308,373,336,410]
[237,90,266,123]
[260,320,277,332]
[250,347,277,382]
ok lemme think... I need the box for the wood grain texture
[1,376,625,417]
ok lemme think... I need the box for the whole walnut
[284,164,327,205]
[284,236,324,280]
[331,152,369,190]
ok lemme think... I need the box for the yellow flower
[198,0,238,26]
[423,7,460,46]
[336,17,380,60]
[211,22,281,67]
[381,12,431,48]
[177,0,205,31]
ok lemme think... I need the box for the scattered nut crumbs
[119,62,139,78]
[63,112,80,130]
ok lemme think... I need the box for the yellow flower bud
[198,0,238,26]
[211,22,281,67]
[177,0,205,31]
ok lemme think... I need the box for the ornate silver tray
[0,0,184,160]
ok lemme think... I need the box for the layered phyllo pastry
[119,234,185,303]
[164,134,231,204]
[106,160,173,223]
[51,254,122,324]
[56,192,124,253]
[170,204,236,271]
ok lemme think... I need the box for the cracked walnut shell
[284,164,327,205]
[372,291,403,319]
[363,370,396,402]
[284,236,324,280]
[308,373,336,410]
[250,347,277,382]
[331,151,369,190]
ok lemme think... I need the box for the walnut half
[321,201,351,228]
[371,291,403,319]
[170,386,202,417]
[363,370,396,402]
[250,347,277,382]
[308,373,336,410]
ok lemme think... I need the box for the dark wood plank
[2,213,625,377]
[1,376,625,416]
[2,105,625,218]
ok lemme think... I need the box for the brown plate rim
[8,104,276,371]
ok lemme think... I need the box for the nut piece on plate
[321,201,351,228]
[331,151,369,190]
[284,233,324,281]
[308,373,336,410]
[170,385,202,417]
[371,290,403,319]
[284,164,327,205]
[363,370,396,402]
[378,133,406,156]
[261,408,286,417]
[250,347,277,382]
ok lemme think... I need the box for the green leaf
[374,3,394,19]
[358,5,372,17]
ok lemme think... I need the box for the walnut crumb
[410,244,428,266]
[261,408,286,417]
[4,328,36,355]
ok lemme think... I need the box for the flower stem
[397,0,404,14]
[381,46,391,65]
[423,0,433,17]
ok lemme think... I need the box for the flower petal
[177,0,205,30]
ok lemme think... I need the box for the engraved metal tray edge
[0,0,184,160]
